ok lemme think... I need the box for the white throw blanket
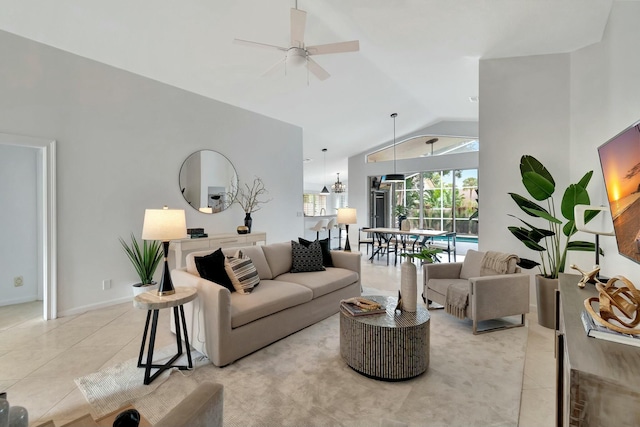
[445,282,469,319]
[481,251,519,276]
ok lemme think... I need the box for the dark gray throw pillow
[291,240,326,273]
[194,248,235,292]
[298,237,334,267]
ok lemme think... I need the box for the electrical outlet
[102,279,112,290]
[13,276,23,287]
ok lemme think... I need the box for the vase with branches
[234,177,272,233]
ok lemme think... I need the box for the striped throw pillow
[224,250,260,294]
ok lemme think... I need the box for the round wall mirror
[179,150,239,214]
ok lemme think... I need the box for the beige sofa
[172,241,361,366]
[423,249,530,334]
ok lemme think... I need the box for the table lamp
[142,206,187,296]
[337,208,357,251]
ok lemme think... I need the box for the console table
[170,231,266,269]
[556,273,640,426]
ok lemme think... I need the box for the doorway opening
[0,133,57,320]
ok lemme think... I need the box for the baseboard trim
[0,296,39,307]
[57,296,132,317]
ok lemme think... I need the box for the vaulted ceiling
[0,0,613,186]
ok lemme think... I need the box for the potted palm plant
[119,233,163,296]
[508,155,600,328]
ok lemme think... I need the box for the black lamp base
[344,224,352,252]
[158,241,175,296]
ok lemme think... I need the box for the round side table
[134,287,198,385]
[340,295,430,381]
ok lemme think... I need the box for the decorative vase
[244,212,252,233]
[400,260,417,312]
[536,275,558,329]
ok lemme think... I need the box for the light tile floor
[0,255,555,426]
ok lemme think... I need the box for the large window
[303,194,327,216]
[389,169,478,236]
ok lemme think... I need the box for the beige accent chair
[423,249,530,334]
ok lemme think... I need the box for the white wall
[569,1,640,280]
[0,30,303,315]
[478,1,640,305]
[0,144,38,305]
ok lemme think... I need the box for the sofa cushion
[277,268,358,299]
[298,237,334,267]
[194,248,235,293]
[221,246,272,280]
[290,240,326,273]
[459,249,484,279]
[225,250,260,294]
[428,278,469,298]
[262,242,293,277]
[229,280,313,328]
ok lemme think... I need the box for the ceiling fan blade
[261,58,286,78]
[290,8,307,48]
[306,40,360,56]
[233,38,288,52]
[307,58,330,81]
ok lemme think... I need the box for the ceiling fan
[233,4,359,81]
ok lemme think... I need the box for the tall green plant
[119,233,163,285]
[508,155,600,279]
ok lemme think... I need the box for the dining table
[365,227,456,265]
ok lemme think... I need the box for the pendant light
[320,148,330,195]
[382,113,405,182]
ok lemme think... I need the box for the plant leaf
[561,183,591,221]
[507,214,555,241]
[522,171,555,201]
[567,241,597,252]
[576,170,593,190]
[517,258,540,269]
[509,193,549,217]
[563,220,577,237]
[522,207,562,224]
[520,155,555,200]
[508,226,546,251]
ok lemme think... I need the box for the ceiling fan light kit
[233,3,359,82]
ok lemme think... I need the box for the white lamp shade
[337,208,357,225]
[142,208,187,241]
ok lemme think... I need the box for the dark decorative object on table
[113,408,140,427]
[244,212,253,233]
[237,225,249,234]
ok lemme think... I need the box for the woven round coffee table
[340,295,430,381]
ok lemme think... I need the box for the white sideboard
[170,231,267,269]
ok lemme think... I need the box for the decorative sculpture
[584,275,640,334]
[570,264,601,288]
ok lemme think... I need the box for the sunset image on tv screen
[598,123,640,262]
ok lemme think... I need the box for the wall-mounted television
[598,119,640,263]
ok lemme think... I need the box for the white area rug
[76,302,528,427]
[74,346,187,417]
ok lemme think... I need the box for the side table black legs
[133,287,198,385]
[137,305,193,385]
